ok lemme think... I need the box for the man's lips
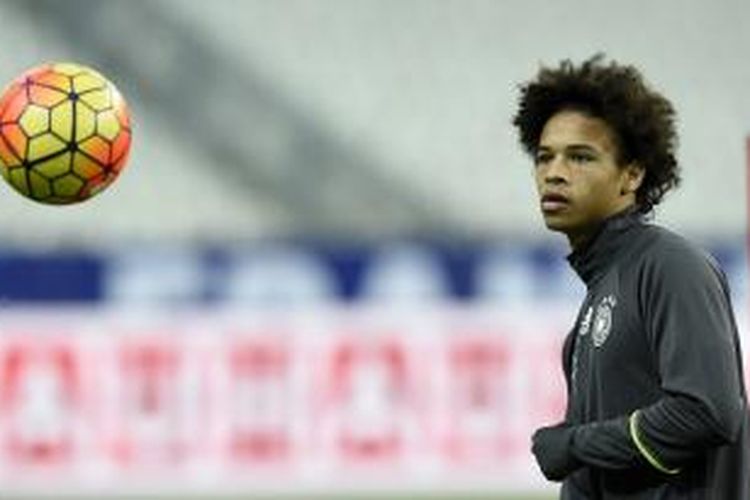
[541,193,570,212]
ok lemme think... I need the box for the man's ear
[621,163,645,195]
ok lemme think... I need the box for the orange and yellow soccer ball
[0,62,132,204]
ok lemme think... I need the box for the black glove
[532,422,581,481]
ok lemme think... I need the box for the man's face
[534,110,640,244]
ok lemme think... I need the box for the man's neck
[568,230,594,251]
[566,203,639,252]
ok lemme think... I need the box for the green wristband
[628,410,681,475]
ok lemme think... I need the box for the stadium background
[0,0,748,499]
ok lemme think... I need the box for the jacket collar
[566,206,645,287]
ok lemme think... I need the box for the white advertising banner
[0,305,745,496]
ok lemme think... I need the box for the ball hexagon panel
[72,152,104,179]
[28,169,51,199]
[0,86,28,122]
[50,100,74,142]
[33,71,72,93]
[97,110,120,141]
[72,71,106,94]
[29,85,68,108]
[1,124,27,159]
[73,104,96,142]
[28,134,67,162]
[52,173,84,198]
[35,152,72,179]
[80,89,111,112]
[19,104,50,137]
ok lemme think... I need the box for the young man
[513,56,750,499]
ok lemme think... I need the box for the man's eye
[569,153,594,163]
[535,153,553,165]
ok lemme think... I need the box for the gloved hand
[532,422,581,481]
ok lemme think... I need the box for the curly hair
[512,55,680,214]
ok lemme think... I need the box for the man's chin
[542,214,574,233]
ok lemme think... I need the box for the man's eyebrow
[565,144,599,153]
[535,144,599,153]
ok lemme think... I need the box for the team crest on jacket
[592,295,617,348]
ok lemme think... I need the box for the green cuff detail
[628,410,681,475]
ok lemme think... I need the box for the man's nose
[544,157,570,184]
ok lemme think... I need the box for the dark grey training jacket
[559,208,750,499]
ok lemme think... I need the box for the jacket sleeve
[569,244,747,473]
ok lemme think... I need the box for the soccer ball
[0,62,132,204]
